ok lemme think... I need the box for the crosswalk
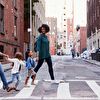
[1,80,100,100]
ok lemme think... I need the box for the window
[14,16,17,37]
[64,42,66,49]
[64,30,66,32]
[64,36,66,38]
[60,43,62,47]
[60,35,62,38]
[14,48,17,55]
[64,19,66,21]
[0,4,4,33]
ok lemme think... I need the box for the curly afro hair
[38,24,50,33]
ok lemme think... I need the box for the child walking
[25,51,36,86]
[6,52,24,91]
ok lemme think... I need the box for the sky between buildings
[45,0,87,29]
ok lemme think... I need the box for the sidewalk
[83,59,100,66]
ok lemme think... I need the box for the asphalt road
[0,55,100,100]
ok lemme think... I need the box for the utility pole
[30,0,33,50]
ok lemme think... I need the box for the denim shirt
[26,57,35,70]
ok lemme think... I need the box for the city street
[0,56,100,100]
[0,0,100,100]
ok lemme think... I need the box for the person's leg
[25,70,31,85]
[0,64,15,92]
[8,74,15,85]
[0,64,8,89]
[15,73,20,88]
[45,57,55,80]
[34,59,44,73]
[30,59,44,84]
[31,69,36,85]
[25,76,29,86]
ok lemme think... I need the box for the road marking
[4,96,41,100]
[57,82,71,99]
[14,80,39,99]
[43,79,100,82]
[1,96,100,100]
[1,80,100,100]
[86,80,100,98]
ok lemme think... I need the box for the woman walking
[32,24,55,83]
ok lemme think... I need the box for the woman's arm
[6,58,16,63]
[0,52,8,57]
[36,36,42,58]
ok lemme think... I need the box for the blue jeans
[0,64,8,89]
[8,73,20,88]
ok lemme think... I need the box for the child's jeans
[8,73,20,88]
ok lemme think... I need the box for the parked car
[95,48,100,54]
[81,50,90,59]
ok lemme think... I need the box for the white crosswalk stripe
[86,80,100,98]
[57,82,71,99]
[14,80,39,99]
[1,80,100,99]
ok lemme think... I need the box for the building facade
[87,0,100,51]
[0,0,24,59]
[67,18,74,53]
[46,17,57,55]
[34,0,45,36]
[60,4,68,54]
[75,27,87,53]
[59,0,74,54]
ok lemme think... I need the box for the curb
[83,59,100,67]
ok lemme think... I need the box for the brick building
[75,27,87,53]
[67,18,74,53]
[0,0,24,59]
[87,0,100,50]
[80,27,87,53]
[46,17,57,55]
